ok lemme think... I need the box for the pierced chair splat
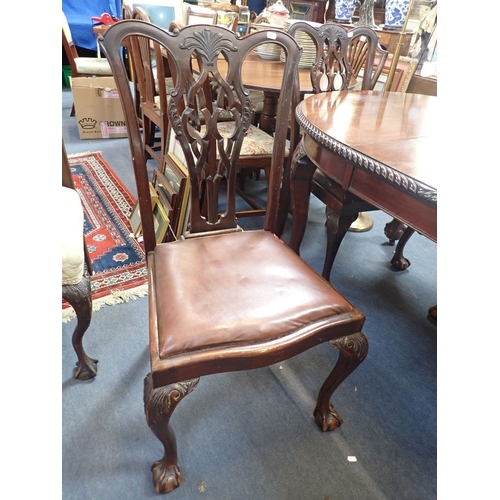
[100,21,368,495]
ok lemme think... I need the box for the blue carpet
[62,87,437,500]
[62,207,437,500]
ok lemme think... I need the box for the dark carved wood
[144,375,199,494]
[62,262,98,380]
[102,22,368,495]
[288,139,316,255]
[295,105,437,206]
[322,207,358,279]
[384,217,406,244]
[283,23,387,279]
[428,305,437,320]
[390,226,415,271]
[290,91,437,287]
[314,332,369,431]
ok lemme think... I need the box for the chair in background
[244,14,273,126]
[62,140,98,380]
[204,2,240,31]
[62,10,113,116]
[347,28,388,90]
[126,7,174,167]
[284,22,388,281]
[101,20,368,494]
[180,3,240,31]
[184,4,218,25]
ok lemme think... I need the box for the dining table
[288,90,437,270]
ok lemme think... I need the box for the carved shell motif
[179,27,237,65]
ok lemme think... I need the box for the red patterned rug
[63,151,147,322]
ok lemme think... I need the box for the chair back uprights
[100,21,301,255]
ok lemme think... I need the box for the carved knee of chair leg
[62,187,97,379]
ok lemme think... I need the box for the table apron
[303,137,437,242]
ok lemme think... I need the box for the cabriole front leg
[144,375,199,494]
[289,140,317,255]
[62,265,98,380]
[314,332,368,432]
[322,207,358,281]
[390,226,415,270]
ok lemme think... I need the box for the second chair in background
[284,22,388,281]
[62,10,113,116]
[128,7,175,167]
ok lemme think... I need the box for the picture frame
[128,200,142,238]
[166,124,188,170]
[153,168,177,208]
[152,199,170,244]
[165,123,192,238]
[152,168,178,240]
[164,153,190,239]
[128,182,158,238]
[374,55,419,93]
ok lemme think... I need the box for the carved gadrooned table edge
[295,106,437,205]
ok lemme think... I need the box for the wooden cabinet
[406,74,437,96]
[374,28,414,56]
[282,0,329,23]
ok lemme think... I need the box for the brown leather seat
[101,21,367,494]
[153,231,354,360]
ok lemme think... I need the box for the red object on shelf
[91,13,118,26]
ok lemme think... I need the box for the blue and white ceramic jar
[384,0,410,30]
[335,0,357,24]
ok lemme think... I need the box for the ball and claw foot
[152,460,183,494]
[314,402,344,432]
[74,356,98,380]
[390,254,411,271]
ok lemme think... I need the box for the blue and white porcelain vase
[384,0,410,30]
[335,0,357,24]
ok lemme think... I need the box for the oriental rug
[62,151,147,322]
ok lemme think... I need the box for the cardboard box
[71,76,128,140]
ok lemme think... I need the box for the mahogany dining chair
[100,20,368,494]
[284,22,388,281]
[62,10,114,116]
[128,9,175,167]
[62,139,98,380]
